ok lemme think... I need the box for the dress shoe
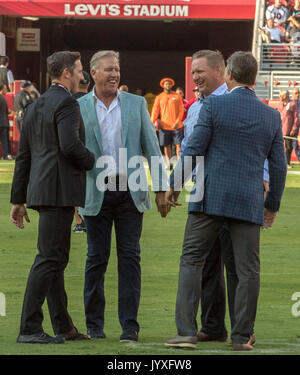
[248,334,256,346]
[17,332,65,344]
[232,343,254,351]
[197,331,227,342]
[87,328,106,339]
[228,333,256,347]
[165,335,197,349]
[120,330,138,342]
[63,327,90,341]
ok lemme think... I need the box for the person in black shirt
[13,81,33,132]
[0,84,12,160]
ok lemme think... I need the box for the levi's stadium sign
[65,3,189,17]
[0,1,256,20]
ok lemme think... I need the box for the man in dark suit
[165,51,287,351]
[10,51,95,344]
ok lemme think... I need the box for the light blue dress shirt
[180,83,228,154]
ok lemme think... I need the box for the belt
[104,175,127,186]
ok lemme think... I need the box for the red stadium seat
[270,45,290,65]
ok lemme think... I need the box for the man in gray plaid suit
[165,51,287,351]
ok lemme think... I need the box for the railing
[261,43,300,70]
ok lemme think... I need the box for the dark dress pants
[84,189,143,333]
[285,138,293,165]
[200,225,238,337]
[0,127,11,158]
[200,233,227,338]
[20,207,75,335]
[175,212,260,344]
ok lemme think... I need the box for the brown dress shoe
[232,343,254,351]
[63,327,91,341]
[228,333,256,347]
[197,331,227,342]
[248,334,256,346]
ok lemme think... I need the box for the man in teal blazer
[78,50,169,342]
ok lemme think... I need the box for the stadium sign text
[64,4,189,18]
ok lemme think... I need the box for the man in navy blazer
[165,51,287,351]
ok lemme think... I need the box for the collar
[51,82,71,94]
[92,86,120,105]
[198,82,228,102]
[229,85,247,93]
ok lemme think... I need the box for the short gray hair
[90,50,119,70]
[226,51,257,86]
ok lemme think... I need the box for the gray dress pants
[175,212,260,344]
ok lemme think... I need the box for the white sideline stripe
[94,342,300,354]
[287,171,300,175]
[0,271,299,280]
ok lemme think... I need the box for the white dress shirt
[93,88,122,175]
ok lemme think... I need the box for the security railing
[261,43,300,70]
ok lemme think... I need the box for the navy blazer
[171,87,287,226]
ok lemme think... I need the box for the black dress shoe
[63,327,91,341]
[87,328,106,339]
[17,332,65,344]
[120,330,138,342]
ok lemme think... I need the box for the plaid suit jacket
[172,86,287,226]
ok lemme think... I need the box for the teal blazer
[78,91,167,216]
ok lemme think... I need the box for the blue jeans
[84,189,143,333]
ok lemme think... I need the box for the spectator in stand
[278,90,300,168]
[266,0,288,27]
[286,0,300,57]
[0,84,13,160]
[151,77,184,167]
[258,17,286,43]
[287,0,300,22]
[291,87,300,162]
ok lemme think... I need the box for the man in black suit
[10,51,95,344]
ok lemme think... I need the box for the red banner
[0,0,256,20]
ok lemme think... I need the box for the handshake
[155,189,181,218]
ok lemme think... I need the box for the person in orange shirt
[151,78,184,167]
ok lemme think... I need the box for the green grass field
[1,159,300,357]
